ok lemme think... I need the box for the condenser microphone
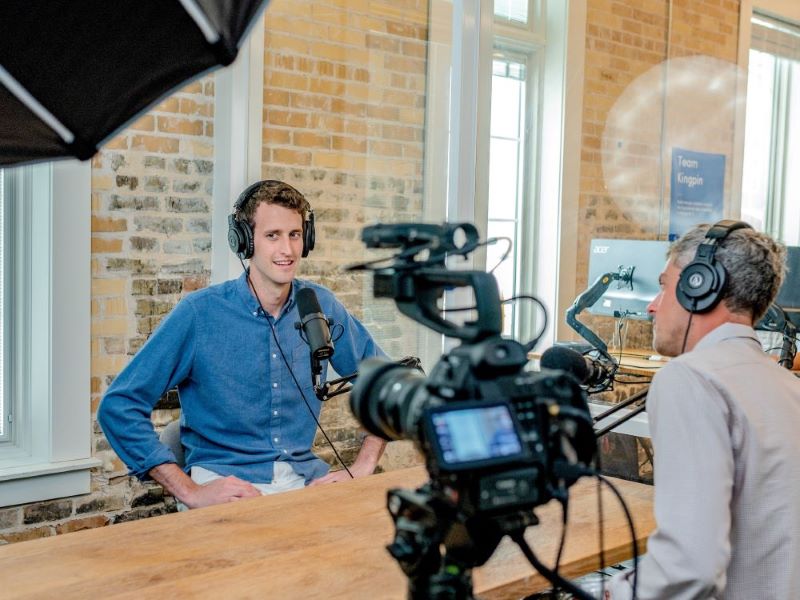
[540,345,610,388]
[296,288,334,366]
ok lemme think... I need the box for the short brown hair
[236,180,310,227]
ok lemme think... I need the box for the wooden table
[1,467,654,599]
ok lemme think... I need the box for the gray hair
[669,224,787,322]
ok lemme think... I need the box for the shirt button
[253,311,258,316]
[272,382,278,388]
[273,410,278,416]
[274,437,279,443]
[272,353,277,359]
[283,449,288,454]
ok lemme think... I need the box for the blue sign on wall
[669,148,725,240]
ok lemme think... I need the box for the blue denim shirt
[98,273,385,483]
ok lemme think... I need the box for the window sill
[0,458,102,507]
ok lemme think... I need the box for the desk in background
[2,466,654,599]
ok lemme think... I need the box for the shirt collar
[234,271,300,319]
[694,322,760,352]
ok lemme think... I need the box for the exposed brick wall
[260,0,428,468]
[579,0,742,350]
[1,78,213,544]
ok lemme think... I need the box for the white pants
[176,462,305,511]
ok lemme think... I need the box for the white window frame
[211,11,265,285]
[0,160,98,507]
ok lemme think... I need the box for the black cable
[486,236,513,275]
[680,310,694,354]
[240,259,353,479]
[597,474,606,598]
[510,531,596,600]
[588,448,606,598]
[596,474,639,599]
[553,496,569,577]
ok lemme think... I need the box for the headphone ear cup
[227,214,254,260]
[677,260,726,313]
[302,211,316,258]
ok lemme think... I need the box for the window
[742,13,800,245]
[0,161,98,507]
[488,53,529,336]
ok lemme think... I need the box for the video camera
[348,222,599,600]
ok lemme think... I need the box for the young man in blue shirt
[98,180,387,509]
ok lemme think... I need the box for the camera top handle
[378,268,503,343]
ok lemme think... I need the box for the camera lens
[350,357,433,442]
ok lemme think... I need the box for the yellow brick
[264,127,292,145]
[264,89,291,106]
[313,152,353,169]
[92,216,127,233]
[103,135,128,150]
[131,135,179,153]
[92,278,126,296]
[91,175,114,191]
[180,81,203,94]
[332,136,367,153]
[154,97,180,113]
[91,237,123,253]
[267,110,309,128]
[273,148,312,165]
[183,140,214,157]
[129,115,155,131]
[293,132,331,148]
[179,98,214,117]
[156,117,205,135]
[104,297,127,316]
[91,318,129,337]
[268,70,310,91]
[265,33,309,55]
[310,79,345,96]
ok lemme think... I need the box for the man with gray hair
[608,221,800,599]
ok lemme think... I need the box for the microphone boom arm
[566,267,633,360]
[315,356,424,401]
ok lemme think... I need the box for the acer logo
[592,245,609,254]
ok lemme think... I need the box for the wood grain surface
[1,467,653,599]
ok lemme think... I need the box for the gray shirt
[609,323,800,599]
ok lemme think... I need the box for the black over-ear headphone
[227,180,316,260]
[676,219,753,313]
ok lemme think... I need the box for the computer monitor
[586,238,670,319]
[777,246,800,327]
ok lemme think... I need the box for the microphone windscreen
[540,345,590,382]
[296,287,323,319]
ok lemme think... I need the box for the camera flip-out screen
[424,401,527,471]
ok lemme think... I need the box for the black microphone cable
[239,258,353,480]
[595,473,640,600]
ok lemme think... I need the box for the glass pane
[491,62,524,138]
[488,138,521,220]
[782,61,800,245]
[741,50,775,230]
[494,0,529,26]
[487,219,517,336]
